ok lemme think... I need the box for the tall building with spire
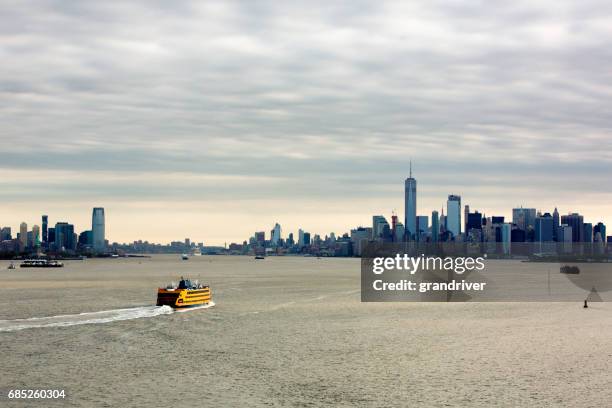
[92,207,106,253]
[404,161,417,241]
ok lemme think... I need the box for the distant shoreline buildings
[2,168,611,258]
[1,207,109,257]
[227,166,611,258]
[0,207,213,257]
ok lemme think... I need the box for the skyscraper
[0,227,11,241]
[416,215,428,241]
[535,213,553,242]
[431,210,439,243]
[32,225,41,247]
[552,207,560,241]
[583,223,593,243]
[512,207,537,231]
[559,225,573,253]
[594,223,606,245]
[92,207,105,253]
[446,195,461,238]
[19,222,27,250]
[561,213,584,242]
[42,215,48,245]
[55,222,75,252]
[350,227,371,257]
[48,228,55,248]
[372,215,389,240]
[271,223,282,245]
[466,211,483,231]
[404,162,417,241]
[394,222,405,243]
[79,230,93,246]
[501,223,512,254]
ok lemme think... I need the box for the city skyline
[1,170,609,248]
[1,1,612,245]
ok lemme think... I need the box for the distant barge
[20,259,64,268]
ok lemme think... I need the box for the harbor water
[1,255,611,407]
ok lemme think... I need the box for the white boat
[20,259,64,268]
[181,254,189,260]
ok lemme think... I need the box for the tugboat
[156,277,212,308]
[20,259,64,268]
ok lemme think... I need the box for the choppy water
[1,255,611,407]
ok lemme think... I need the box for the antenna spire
[410,160,412,178]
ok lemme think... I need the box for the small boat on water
[20,259,64,268]
[181,254,189,260]
[254,255,265,260]
[560,265,580,274]
[157,277,212,308]
[7,262,16,270]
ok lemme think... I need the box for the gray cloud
[1,0,611,242]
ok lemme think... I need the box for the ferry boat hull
[20,260,64,268]
[156,287,212,308]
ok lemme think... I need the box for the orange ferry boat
[156,277,212,308]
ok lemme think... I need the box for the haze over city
[1,1,611,245]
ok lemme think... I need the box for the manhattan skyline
[1,1,612,245]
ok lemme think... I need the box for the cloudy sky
[1,0,611,244]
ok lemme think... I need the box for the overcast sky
[1,0,611,244]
